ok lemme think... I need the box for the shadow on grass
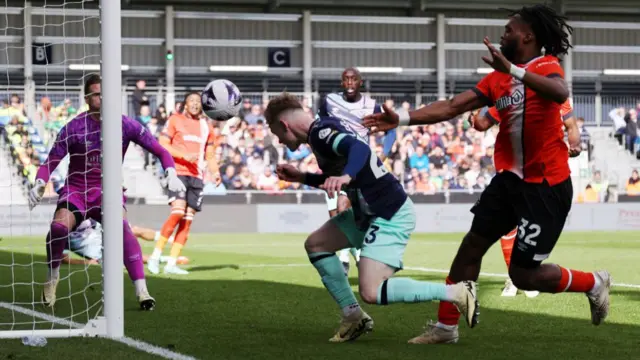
[1,250,639,360]
[187,264,240,272]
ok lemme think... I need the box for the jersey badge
[318,128,332,139]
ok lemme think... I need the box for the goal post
[0,0,123,339]
[100,0,124,339]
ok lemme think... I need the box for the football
[201,79,242,121]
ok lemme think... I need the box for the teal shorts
[330,198,416,270]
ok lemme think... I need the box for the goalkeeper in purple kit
[28,74,186,311]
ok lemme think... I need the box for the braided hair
[502,4,573,58]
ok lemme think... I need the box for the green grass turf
[1,231,640,360]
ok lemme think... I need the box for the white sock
[444,284,458,302]
[48,267,60,283]
[134,279,147,297]
[150,248,162,260]
[338,249,350,263]
[589,272,602,293]
[435,322,457,331]
[166,257,177,267]
[341,303,361,318]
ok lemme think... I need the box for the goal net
[0,0,123,338]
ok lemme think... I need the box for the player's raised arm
[124,117,186,193]
[29,124,70,209]
[482,37,568,104]
[34,124,69,185]
[126,117,175,170]
[363,91,489,132]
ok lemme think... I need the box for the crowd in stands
[610,106,640,156]
[0,83,627,202]
[137,93,505,195]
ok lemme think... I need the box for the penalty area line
[0,302,198,360]
[240,263,640,289]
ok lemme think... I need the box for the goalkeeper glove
[165,168,186,193]
[28,178,46,210]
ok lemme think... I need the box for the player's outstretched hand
[321,175,352,199]
[165,168,186,193]
[276,164,303,183]
[28,178,46,211]
[481,37,512,74]
[362,103,400,133]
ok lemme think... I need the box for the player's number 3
[364,224,380,244]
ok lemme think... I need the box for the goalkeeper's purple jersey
[35,111,175,190]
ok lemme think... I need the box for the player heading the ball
[28,74,186,311]
[264,93,479,343]
[363,4,611,345]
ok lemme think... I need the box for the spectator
[409,146,429,171]
[626,170,640,195]
[590,170,608,196]
[256,167,279,191]
[625,109,638,155]
[132,79,148,117]
[137,104,152,127]
[239,98,253,119]
[154,104,168,127]
[244,104,266,125]
[609,107,627,146]
[143,116,161,170]
[577,184,599,203]
[429,146,446,169]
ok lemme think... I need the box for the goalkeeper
[28,74,186,311]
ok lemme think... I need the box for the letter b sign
[32,43,52,65]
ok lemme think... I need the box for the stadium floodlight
[476,67,494,74]
[68,64,130,71]
[209,65,268,72]
[0,0,123,340]
[357,67,403,73]
[602,69,640,76]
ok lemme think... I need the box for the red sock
[437,277,461,326]
[174,215,193,246]
[160,207,184,238]
[501,228,517,269]
[555,266,595,293]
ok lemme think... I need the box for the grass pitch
[1,231,640,360]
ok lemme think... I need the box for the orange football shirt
[162,113,215,180]
[475,55,570,186]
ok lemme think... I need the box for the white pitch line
[0,302,198,360]
[239,263,640,289]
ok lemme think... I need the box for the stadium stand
[3,89,631,205]
[4,83,640,206]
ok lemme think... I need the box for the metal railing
[1,85,639,127]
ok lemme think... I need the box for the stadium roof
[123,0,640,15]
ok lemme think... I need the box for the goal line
[0,301,197,360]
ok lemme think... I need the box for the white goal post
[0,0,123,339]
